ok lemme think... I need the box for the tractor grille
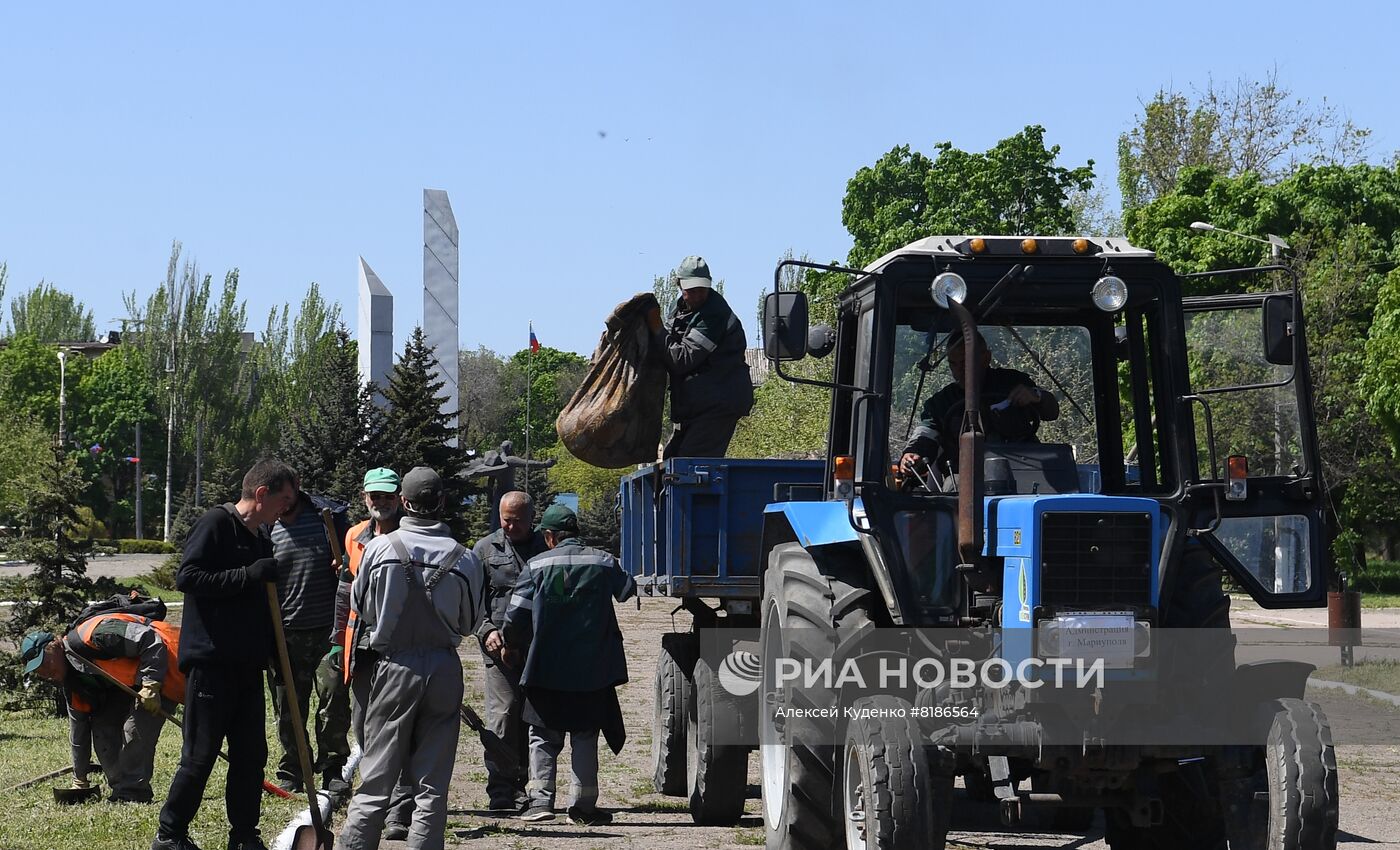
[1039,512,1153,607]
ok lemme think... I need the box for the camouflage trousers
[266,626,352,788]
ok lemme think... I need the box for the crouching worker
[502,504,636,825]
[340,466,485,850]
[22,611,183,804]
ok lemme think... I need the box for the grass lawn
[1313,659,1400,696]
[0,699,307,850]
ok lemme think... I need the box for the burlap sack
[556,292,668,467]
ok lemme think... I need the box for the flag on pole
[529,323,540,354]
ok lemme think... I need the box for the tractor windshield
[891,320,1099,486]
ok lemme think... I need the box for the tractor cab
[763,234,1330,626]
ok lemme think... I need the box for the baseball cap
[536,504,579,534]
[401,466,444,506]
[363,467,401,494]
[677,255,712,291]
[21,631,55,675]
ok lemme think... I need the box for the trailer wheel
[653,633,697,796]
[761,543,875,850]
[686,655,749,824]
[1228,699,1339,850]
[841,694,950,850]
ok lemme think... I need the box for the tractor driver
[898,329,1060,475]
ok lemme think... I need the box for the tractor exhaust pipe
[947,297,986,584]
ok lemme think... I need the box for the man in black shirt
[900,330,1060,475]
[151,459,298,850]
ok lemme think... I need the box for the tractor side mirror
[807,324,836,359]
[764,291,809,361]
[1263,294,1294,366]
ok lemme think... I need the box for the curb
[1308,677,1400,708]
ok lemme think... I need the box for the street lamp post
[1189,221,1291,262]
[56,349,68,448]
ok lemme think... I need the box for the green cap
[536,504,579,534]
[363,467,400,494]
[677,255,712,290]
[21,631,54,675]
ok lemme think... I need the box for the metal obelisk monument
[423,188,460,445]
[357,257,394,403]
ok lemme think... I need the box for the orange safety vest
[341,519,372,684]
[69,613,185,712]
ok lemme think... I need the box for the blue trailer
[619,457,823,821]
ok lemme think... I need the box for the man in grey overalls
[340,467,486,850]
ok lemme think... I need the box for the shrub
[148,553,182,590]
[116,539,176,555]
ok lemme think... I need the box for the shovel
[267,582,336,849]
[460,701,519,765]
[61,647,292,799]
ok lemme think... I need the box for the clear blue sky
[2,1,1397,359]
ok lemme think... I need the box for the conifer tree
[279,327,377,506]
[381,327,468,532]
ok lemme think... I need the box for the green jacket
[502,538,637,692]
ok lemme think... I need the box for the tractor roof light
[1092,275,1128,312]
[931,272,968,308]
[1021,238,1039,254]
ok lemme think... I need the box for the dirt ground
[401,598,1400,850]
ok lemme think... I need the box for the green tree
[73,345,159,537]
[0,408,55,525]
[381,327,469,530]
[1362,267,1400,457]
[458,345,517,452]
[1118,70,1372,210]
[279,327,378,505]
[7,281,96,342]
[503,346,589,457]
[1125,163,1400,573]
[841,126,1095,268]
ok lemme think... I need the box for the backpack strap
[386,533,464,591]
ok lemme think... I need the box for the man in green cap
[502,504,636,824]
[645,255,755,459]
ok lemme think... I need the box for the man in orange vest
[333,467,414,840]
[22,613,183,804]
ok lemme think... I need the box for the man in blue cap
[502,503,636,824]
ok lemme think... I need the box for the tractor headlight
[1092,276,1128,312]
[931,272,968,308]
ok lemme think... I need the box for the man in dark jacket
[472,489,547,812]
[646,255,755,459]
[899,329,1059,476]
[502,504,636,825]
[151,458,298,850]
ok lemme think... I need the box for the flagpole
[525,322,532,463]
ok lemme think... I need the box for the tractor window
[1214,515,1313,594]
[891,323,1098,483]
[1183,305,1302,479]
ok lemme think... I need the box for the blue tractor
[624,235,1339,849]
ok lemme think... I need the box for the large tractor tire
[840,694,951,850]
[761,543,876,850]
[1228,699,1339,850]
[687,655,750,824]
[1106,544,1231,849]
[653,632,697,796]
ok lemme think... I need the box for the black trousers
[158,664,268,842]
[663,412,742,460]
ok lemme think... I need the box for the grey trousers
[80,694,168,801]
[349,659,416,832]
[526,726,599,810]
[341,648,463,850]
[480,656,528,804]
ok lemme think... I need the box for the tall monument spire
[423,188,460,445]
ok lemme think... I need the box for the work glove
[324,644,343,673]
[246,557,280,583]
[645,306,662,334]
[137,679,162,715]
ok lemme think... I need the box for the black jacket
[174,504,275,671]
[656,291,755,422]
